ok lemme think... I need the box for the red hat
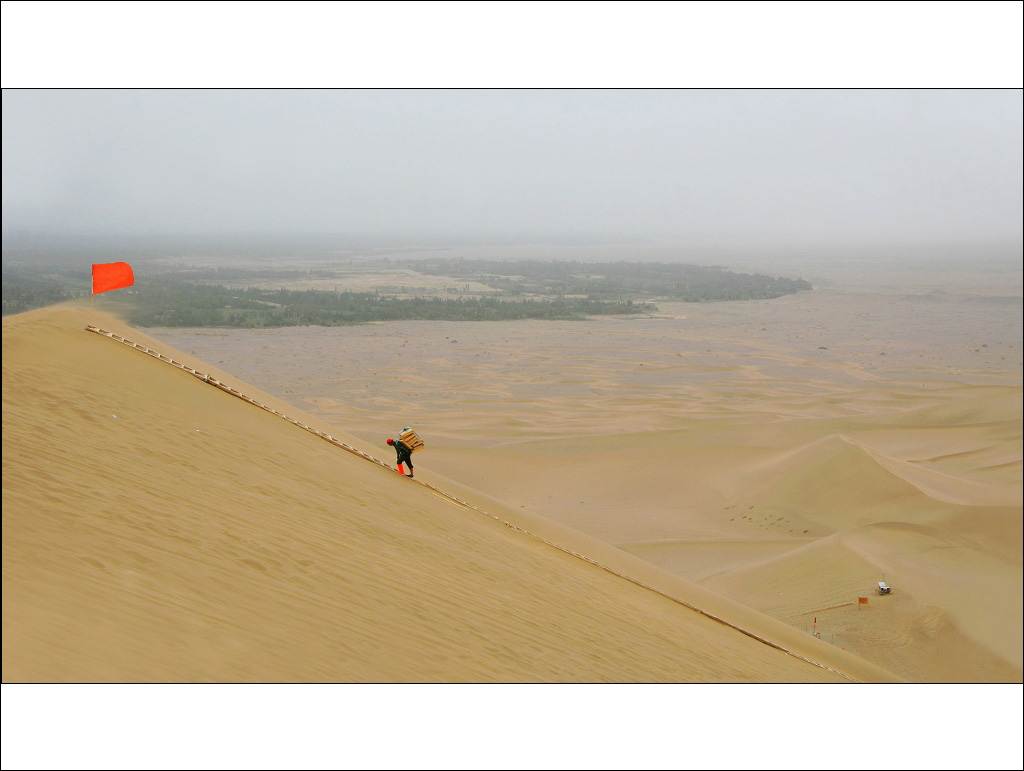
[386,438,394,445]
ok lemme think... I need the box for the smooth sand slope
[2,306,898,683]
[146,254,1022,682]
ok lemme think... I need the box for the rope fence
[85,324,861,682]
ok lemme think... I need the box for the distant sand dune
[739,435,943,529]
[745,432,1014,510]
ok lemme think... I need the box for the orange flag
[92,262,134,295]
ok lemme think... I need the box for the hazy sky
[2,88,1021,243]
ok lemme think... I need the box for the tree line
[119,282,652,327]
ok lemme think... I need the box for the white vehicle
[878,581,892,595]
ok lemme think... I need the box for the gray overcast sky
[2,88,1022,243]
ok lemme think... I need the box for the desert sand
[2,305,904,684]
[141,250,1023,683]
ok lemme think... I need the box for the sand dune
[142,259,1022,683]
[741,434,943,528]
[3,305,900,683]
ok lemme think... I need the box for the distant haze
[2,89,1022,246]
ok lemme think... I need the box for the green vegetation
[1,264,90,315]
[2,254,811,326]
[119,282,649,326]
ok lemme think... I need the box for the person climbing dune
[387,437,414,478]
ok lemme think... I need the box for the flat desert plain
[147,248,1023,683]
